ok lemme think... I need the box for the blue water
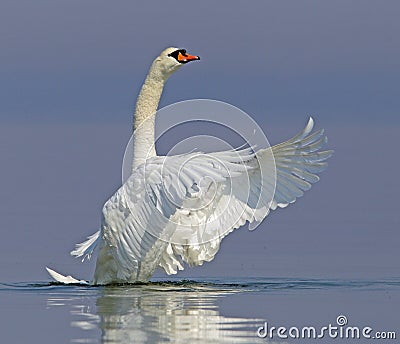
[0,278,399,343]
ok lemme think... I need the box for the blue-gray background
[0,0,398,282]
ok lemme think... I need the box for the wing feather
[90,117,332,282]
[160,117,332,273]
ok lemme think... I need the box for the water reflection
[5,278,398,343]
[47,281,266,344]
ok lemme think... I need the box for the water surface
[0,278,399,343]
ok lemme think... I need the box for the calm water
[0,278,399,343]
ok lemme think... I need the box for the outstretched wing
[76,117,332,282]
[95,146,262,282]
[159,117,333,274]
[270,117,333,209]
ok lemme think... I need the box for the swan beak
[178,52,200,63]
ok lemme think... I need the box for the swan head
[150,47,200,80]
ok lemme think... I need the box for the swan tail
[70,230,100,262]
[45,267,89,285]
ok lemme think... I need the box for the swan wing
[98,117,332,280]
[97,149,253,282]
[270,117,333,209]
[159,117,333,274]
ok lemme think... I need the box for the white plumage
[47,47,332,284]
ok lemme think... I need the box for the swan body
[47,47,332,285]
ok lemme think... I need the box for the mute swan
[47,47,332,285]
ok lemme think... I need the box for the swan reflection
[47,281,267,343]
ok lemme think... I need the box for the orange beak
[177,51,200,63]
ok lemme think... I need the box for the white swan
[47,47,332,285]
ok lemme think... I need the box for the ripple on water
[0,278,399,344]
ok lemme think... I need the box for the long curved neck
[132,67,166,169]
